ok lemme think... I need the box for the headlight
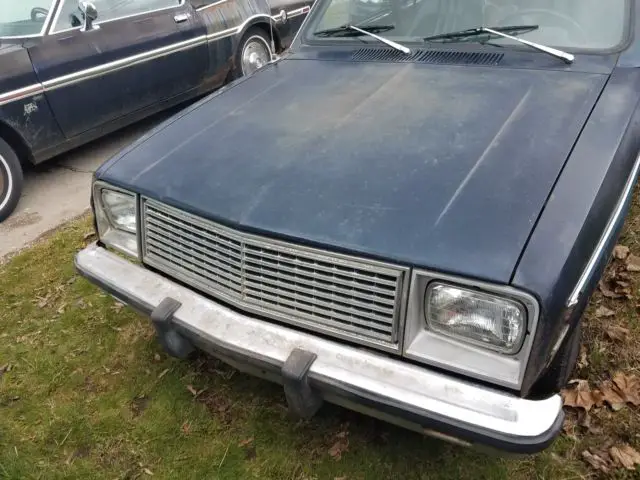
[425,283,526,354]
[93,182,138,258]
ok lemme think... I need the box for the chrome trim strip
[0,84,45,108]
[50,0,186,35]
[0,0,58,39]
[567,152,640,307]
[76,243,563,440]
[42,35,207,91]
[196,0,228,11]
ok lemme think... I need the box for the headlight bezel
[403,270,539,390]
[93,181,139,259]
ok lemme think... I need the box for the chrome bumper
[75,243,563,453]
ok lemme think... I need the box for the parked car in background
[0,0,312,222]
[76,0,639,454]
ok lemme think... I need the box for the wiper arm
[425,25,574,64]
[482,27,574,64]
[314,24,411,54]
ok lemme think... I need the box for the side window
[52,0,181,32]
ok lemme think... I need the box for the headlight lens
[101,190,137,233]
[425,283,526,354]
[94,183,138,258]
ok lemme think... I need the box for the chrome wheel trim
[241,35,271,76]
[0,153,12,211]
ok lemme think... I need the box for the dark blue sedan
[0,0,312,221]
[75,0,638,453]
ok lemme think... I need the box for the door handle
[174,13,190,23]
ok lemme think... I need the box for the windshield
[307,0,629,51]
[0,1,54,37]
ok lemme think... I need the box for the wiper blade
[424,24,539,42]
[425,25,574,64]
[314,24,395,37]
[313,24,411,54]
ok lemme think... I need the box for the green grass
[1,188,640,479]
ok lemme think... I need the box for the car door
[28,0,208,139]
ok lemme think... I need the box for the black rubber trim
[75,251,564,454]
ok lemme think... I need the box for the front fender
[512,67,640,395]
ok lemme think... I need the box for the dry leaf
[157,368,169,380]
[626,254,640,272]
[143,468,154,476]
[582,450,611,473]
[577,346,589,369]
[238,438,254,447]
[605,325,629,342]
[111,302,125,313]
[599,281,621,299]
[562,380,596,411]
[328,438,349,461]
[612,372,640,406]
[83,231,96,241]
[614,245,630,260]
[596,382,626,411]
[595,306,615,318]
[609,444,640,470]
[181,421,191,435]
[153,353,161,362]
[186,385,198,396]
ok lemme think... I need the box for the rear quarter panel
[0,42,64,160]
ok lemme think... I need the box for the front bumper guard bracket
[151,297,194,359]
[282,348,323,418]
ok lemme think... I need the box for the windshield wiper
[425,25,574,64]
[313,24,411,54]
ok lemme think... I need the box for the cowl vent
[351,48,504,66]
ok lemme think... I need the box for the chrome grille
[141,199,407,350]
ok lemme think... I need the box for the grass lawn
[1,190,640,479]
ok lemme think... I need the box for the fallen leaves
[609,444,640,470]
[613,245,630,260]
[605,325,630,342]
[626,254,640,272]
[238,437,256,460]
[595,306,615,318]
[562,380,597,411]
[612,372,640,406]
[186,384,207,399]
[328,427,350,461]
[582,444,640,473]
[562,372,640,412]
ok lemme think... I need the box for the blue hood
[99,57,607,283]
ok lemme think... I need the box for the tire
[0,137,23,223]
[230,27,274,80]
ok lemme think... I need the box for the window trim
[49,0,186,35]
[0,0,59,39]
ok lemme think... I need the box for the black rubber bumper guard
[151,296,324,419]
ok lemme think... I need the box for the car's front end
[75,0,640,455]
[77,178,564,453]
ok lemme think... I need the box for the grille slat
[244,275,396,321]
[244,260,396,307]
[142,199,406,348]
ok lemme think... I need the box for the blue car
[76,0,638,453]
[0,0,312,221]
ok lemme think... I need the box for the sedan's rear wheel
[0,137,24,223]
[231,28,273,80]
